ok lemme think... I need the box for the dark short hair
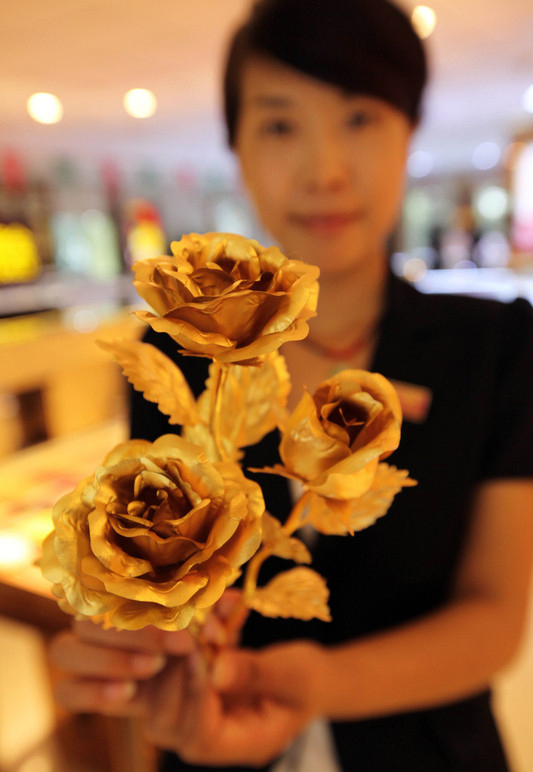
[223,0,428,147]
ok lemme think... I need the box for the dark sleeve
[128,327,209,442]
[481,297,533,480]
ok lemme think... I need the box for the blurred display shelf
[0,418,156,772]
[0,271,140,317]
[0,417,127,613]
[0,304,143,456]
[413,267,533,304]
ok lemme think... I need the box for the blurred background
[0,1,532,771]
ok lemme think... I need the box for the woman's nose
[301,136,351,193]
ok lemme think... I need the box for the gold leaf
[307,464,416,535]
[202,352,290,450]
[186,352,290,460]
[247,567,330,622]
[98,339,199,426]
[261,512,311,564]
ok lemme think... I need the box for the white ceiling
[1,0,533,177]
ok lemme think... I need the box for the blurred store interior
[1,1,533,771]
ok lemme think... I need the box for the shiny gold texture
[133,232,319,364]
[98,339,200,425]
[277,370,403,499]
[40,435,264,630]
[247,567,331,622]
[306,464,416,535]
[183,351,291,461]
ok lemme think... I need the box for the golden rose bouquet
[41,232,414,633]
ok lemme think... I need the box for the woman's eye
[347,111,374,129]
[262,119,293,136]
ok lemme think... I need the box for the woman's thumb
[211,649,263,695]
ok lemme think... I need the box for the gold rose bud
[133,232,319,365]
[40,435,264,631]
[276,370,403,500]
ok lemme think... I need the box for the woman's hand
[48,588,248,717]
[48,620,192,716]
[142,641,327,767]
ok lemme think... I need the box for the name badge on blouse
[390,380,432,424]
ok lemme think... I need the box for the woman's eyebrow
[247,94,293,108]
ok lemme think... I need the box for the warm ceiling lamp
[123,88,158,119]
[411,5,437,39]
[27,92,63,124]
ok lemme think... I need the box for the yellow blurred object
[0,223,41,283]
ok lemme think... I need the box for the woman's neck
[308,256,388,345]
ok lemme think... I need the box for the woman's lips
[290,211,362,236]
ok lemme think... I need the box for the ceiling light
[522,84,533,114]
[123,88,157,119]
[407,150,433,178]
[472,142,501,170]
[27,92,63,124]
[475,186,509,221]
[411,6,437,39]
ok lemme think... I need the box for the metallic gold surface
[133,233,319,364]
[40,435,264,630]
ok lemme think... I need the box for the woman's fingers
[49,631,166,680]
[144,657,191,750]
[54,677,143,716]
[73,619,195,656]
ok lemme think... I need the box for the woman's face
[234,56,414,276]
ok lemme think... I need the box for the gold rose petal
[88,511,152,577]
[97,339,199,426]
[307,464,416,535]
[135,310,233,350]
[171,494,247,578]
[261,512,312,564]
[216,518,263,569]
[81,553,209,607]
[133,233,319,364]
[40,531,69,583]
[194,556,238,610]
[280,390,350,482]
[102,440,152,467]
[309,456,379,500]
[59,569,118,618]
[107,517,206,567]
[246,567,331,622]
[109,599,198,631]
[129,532,203,567]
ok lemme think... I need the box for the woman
[50,1,533,770]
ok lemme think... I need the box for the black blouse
[131,275,533,772]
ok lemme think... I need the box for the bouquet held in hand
[41,232,414,635]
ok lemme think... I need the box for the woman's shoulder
[390,274,533,339]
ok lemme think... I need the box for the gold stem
[214,365,229,462]
[243,545,271,599]
[208,361,227,462]
[282,490,311,536]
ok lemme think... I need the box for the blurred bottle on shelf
[0,151,45,285]
[123,198,167,267]
[50,157,122,280]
